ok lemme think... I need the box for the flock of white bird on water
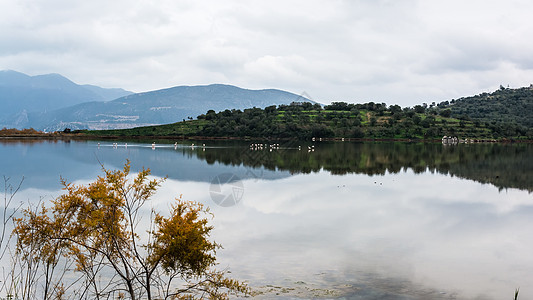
[97,142,316,152]
[249,143,315,152]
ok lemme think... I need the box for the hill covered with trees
[74,86,533,140]
[436,85,533,136]
[81,95,531,140]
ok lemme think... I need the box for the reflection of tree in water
[2,139,529,192]
[195,142,533,192]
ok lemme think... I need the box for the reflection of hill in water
[1,139,531,192]
[194,142,533,192]
[0,139,291,190]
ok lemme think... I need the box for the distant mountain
[81,84,136,102]
[0,70,133,128]
[26,84,315,131]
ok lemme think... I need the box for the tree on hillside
[389,105,402,115]
[205,110,216,120]
[413,105,426,114]
[324,102,357,111]
[439,109,451,118]
[13,161,248,300]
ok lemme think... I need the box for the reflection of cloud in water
[157,170,533,299]
[3,141,533,299]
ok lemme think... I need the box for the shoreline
[1,134,532,143]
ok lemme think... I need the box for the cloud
[1,0,533,106]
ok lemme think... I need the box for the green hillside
[81,93,533,140]
[436,85,533,135]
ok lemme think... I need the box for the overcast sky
[1,0,532,106]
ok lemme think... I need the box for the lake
[1,139,532,299]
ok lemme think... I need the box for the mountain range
[0,71,313,131]
[0,70,133,126]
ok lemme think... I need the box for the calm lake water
[1,139,532,299]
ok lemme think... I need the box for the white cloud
[1,0,533,106]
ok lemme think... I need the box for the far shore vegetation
[2,85,533,141]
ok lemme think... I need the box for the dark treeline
[194,142,533,192]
